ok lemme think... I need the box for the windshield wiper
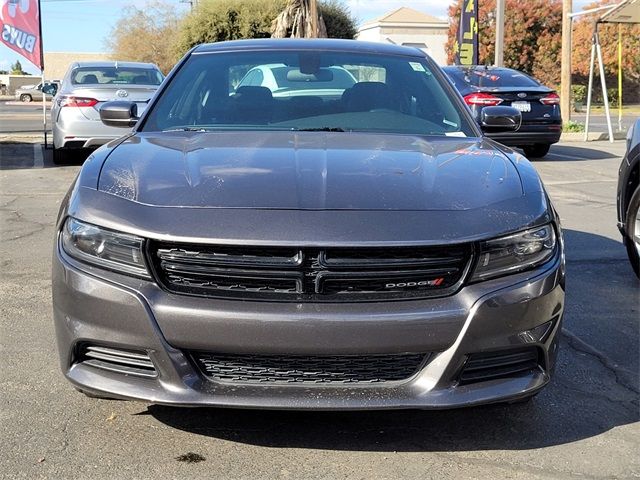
[294,127,345,132]
[163,127,210,132]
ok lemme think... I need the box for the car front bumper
[52,235,565,410]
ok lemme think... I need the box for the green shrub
[572,85,587,103]
[563,121,585,132]
[175,0,357,58]
[319,0,357,39]
[606,88,619,105]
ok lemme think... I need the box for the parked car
[15,81,58,102]
[237,64,357,98]
[443,66,562,158]
[52,39,565,409]
[44,61,164,164]
[617,118,640,278]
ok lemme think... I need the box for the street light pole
[560,0,573,123]
[495,0,505,66]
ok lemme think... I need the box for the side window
[241,70,264,87]
[243,70,257,86]
[252,69,264,87]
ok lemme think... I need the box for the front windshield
[142,49,475,137]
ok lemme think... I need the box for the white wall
[356,27,448,65]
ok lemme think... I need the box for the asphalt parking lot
[1,139,638,479]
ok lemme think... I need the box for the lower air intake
[459,348,541,385]
[77,344,157,378]
[193,352,430,384]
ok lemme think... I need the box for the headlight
[471,224,557,281]
[60,217,149,278]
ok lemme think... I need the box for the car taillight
[539,93,560,105]
[463,92,503,107]
[58,96,98,108]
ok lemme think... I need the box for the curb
[3,101,52,107]
[560,131,627,142]
[0,134,45,143]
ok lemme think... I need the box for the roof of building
[361,7,446,27]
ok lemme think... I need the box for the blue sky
[2,0,594,75]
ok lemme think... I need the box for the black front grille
[459,348,541,385]
[149,243,472,302]
[193,352,430,384]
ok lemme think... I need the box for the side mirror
[42,83,57,96]
[480,106,522,133]
[100,101,138,128]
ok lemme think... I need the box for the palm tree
[271,0,327,38]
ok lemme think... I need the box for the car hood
[97,131,524,211]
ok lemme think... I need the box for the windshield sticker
[445,131,466,137]
[409,62,426,72]
[443,119,458,128]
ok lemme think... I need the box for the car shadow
[146,229,639,451]
[0,142,89,170]
[530,144,621,162]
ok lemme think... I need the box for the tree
[175,0,285,55]
[175,0,357,57]
[272,0,328,39]
[571,0,640,96]
[318,0,357,39]
[446,0,563,88]
[11,60,27,75]
[106,1,180,74]
[446,0,639,101]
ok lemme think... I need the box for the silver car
[15,81,58,102]
[47,61,163,164]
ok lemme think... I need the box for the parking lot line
[33,143,43,168]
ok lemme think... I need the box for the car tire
[52,145,66,165]
[20,94,32,103]
[624,186,640,278]
[523,144,551,159]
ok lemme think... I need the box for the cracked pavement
[0,140,638,479]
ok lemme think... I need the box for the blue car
[444,66,562,158]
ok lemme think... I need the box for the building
[356,7,449,65]
[0,74,40,95]
[44,51,113,81]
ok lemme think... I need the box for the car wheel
[20,94,32,103]
[523,144,551,159]
[52,145,66,165]
[624,186,640,278]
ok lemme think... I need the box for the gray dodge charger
[52,39,565,409]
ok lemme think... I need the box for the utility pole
[495,0,505,66]
[560,0,573,123]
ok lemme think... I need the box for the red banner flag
[0,0,43,70]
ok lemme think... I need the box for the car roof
[70,61,160,69]
[193,39,427,58]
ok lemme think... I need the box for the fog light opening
[518,318,555,344]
